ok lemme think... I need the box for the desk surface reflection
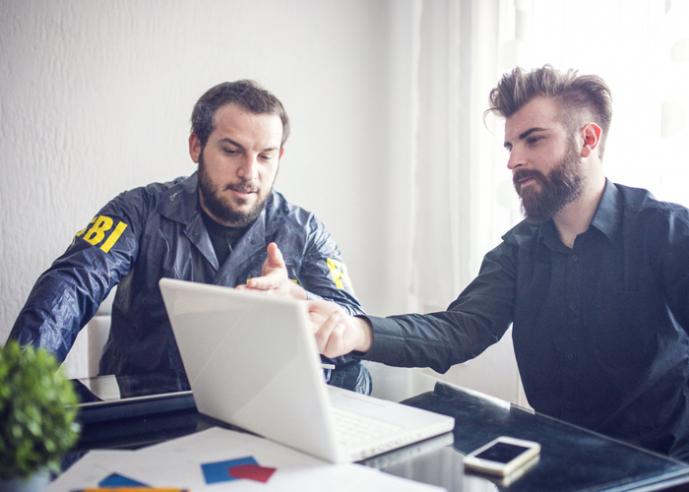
[67,374,689,491]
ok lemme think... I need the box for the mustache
[513,169,545,186]
[225,181,259,193]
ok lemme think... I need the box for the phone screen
[475,442,531,463]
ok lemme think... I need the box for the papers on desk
[49,427,444,491]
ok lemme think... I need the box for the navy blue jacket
[10,174,370,393]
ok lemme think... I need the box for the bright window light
[502,0,689,206]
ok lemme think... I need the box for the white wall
[1,0,529,405]
[0,0,397,341]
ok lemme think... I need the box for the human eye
[259,152,274,161]
[526,135,544,146]
[222,146,240,156]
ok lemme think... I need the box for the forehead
[504,96,564,140]
[211,103,283,147]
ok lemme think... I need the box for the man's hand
[307,299,373,358]
[236,242,307,300]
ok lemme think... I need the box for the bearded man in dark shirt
[305,65,689,460]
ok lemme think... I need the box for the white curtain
[390,0,516,314]
[514,0,689,207]
[391,0,689,314]
[379,0,688,404]
[375,0,523,403]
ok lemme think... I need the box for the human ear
[189,133,202,163]
[580,123,602,158]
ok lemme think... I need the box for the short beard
[514,139,583,223]
[197,154,269,227]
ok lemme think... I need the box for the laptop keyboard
[331,407,403,448]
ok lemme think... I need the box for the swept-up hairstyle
[488,65,612,157]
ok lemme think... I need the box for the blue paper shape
[98,472,149,487]
[202,456,258,484]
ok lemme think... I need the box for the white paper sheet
[46,450,140,491]
[50,428,445,491]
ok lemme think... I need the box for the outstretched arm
[305,242,518,373]
[9,190,144,362]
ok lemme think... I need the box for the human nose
[506,147,525,171]
[237,154,259,180]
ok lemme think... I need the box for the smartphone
[463,436,540,476]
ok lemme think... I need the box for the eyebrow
[217,137,279,153]
[218,137,244,150]
[504,127,549,150]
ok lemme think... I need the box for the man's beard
[514,140,583,223]
[197,155,270,227]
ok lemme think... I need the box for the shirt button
[569,302,577,311]
[571,255,579,262]
[566,353,575,361]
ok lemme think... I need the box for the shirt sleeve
[298,215,364,316]
[296,214,365,368]
[8,189,146,362]
[654,206,689,332]
[364,241,517,373]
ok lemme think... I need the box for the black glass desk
[66,376,689,491]
[391,383,689,491]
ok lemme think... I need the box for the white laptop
[159,278,455,463]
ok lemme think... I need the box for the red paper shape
[228,463,277,483]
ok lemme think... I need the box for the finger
[307,299,340,316]
[234,284,275,297]
[308,310,327,325]
[314,311,341,353]
[246,271,281,290]
[323,323,348,358]
[265,242,286,270]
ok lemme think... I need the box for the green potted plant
[0,341,80,491]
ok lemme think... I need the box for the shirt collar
[589,178,622,243]
[159,172,275,229]
[538,220,566,252]
[159,173,200,225]
[504,178,622,250]
[539,179,622,247]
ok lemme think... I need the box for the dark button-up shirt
[366,181,689,458]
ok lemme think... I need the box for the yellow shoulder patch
[325,258,351,290]
[76,215,128,253]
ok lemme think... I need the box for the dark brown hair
[488,65,612,157]
[191,80,290,148]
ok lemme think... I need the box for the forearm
[10,270,105,362]
[361,309,506,373]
